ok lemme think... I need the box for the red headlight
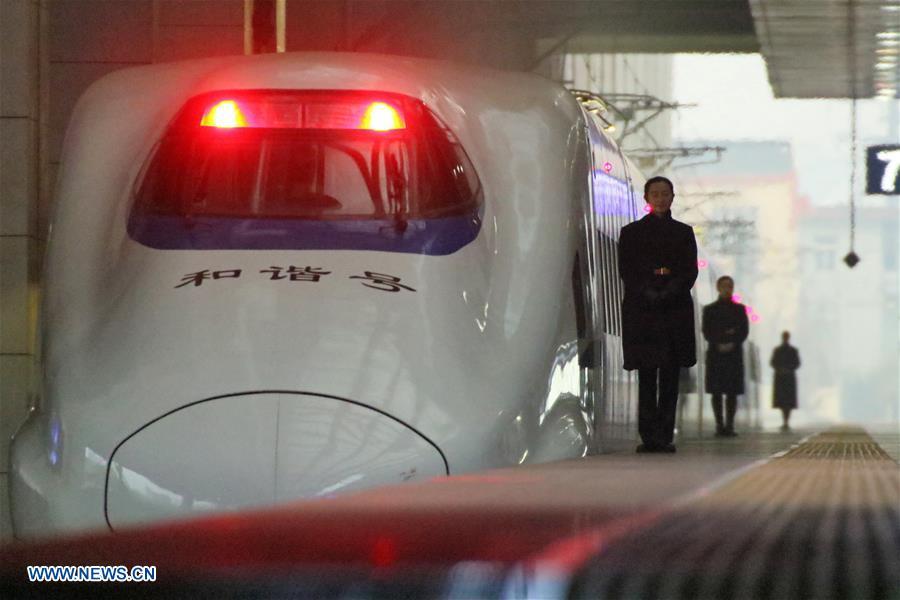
[196,94,405,131]
[200,100,248,128]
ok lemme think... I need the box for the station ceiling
[525,0,899,99]
[527,1,759,55]
[749,0,900,99]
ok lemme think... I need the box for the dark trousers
[638,365,681,447]
[780,408,792,424]
[711,393,737,431]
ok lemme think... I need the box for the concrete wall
[0,0,245,544]
[1,0,43,543]
[282,0,543,72]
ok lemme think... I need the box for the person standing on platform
[618,176,698,454]
[701,276,749,437]
[770,331,801,431]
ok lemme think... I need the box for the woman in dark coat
[771,331,801,431]
[618,176,698,453]
[701,276,749,437]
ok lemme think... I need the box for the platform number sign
[866,145,900,195]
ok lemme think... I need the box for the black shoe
[636,443,657,453]
[662,443,676,453]
[724,429,738,437]
[714,429,727,438]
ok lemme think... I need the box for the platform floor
[570,427,900,599]
[1,426,898,599]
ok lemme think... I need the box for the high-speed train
[11,52,681,537]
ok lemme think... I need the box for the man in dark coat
[701,276,749,437]
[618,176,698,453]
[771,331,801,431]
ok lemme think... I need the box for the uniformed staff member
[771,331,801,431]
[701,276,749,437]
[618,176,698,454]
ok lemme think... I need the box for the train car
[10,52,655,538]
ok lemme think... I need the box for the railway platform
[1,425,898,599]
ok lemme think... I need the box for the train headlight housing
[195,92,406,131]
[129,89,482,254]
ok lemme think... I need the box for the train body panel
[12,53,612,536]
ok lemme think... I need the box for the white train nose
[105,393,447,529]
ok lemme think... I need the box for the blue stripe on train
[127,212,482,255]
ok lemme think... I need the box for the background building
[674,140,803,426]
[796,202,899,425]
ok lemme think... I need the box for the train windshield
[129,91,482,254]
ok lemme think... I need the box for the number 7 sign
[867,145,900,195]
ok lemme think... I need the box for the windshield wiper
[386,151,408,234]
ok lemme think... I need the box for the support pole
[244,0,284,55]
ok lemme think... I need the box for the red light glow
[603,161,613,173]
[371,536,397,567]
[197,96,408,130]
[200,100,247,128]
[698,259,708,269]
[360,102,405,131]
[745,305,754,315]
[750,314,760,323]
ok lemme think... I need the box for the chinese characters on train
[175,267,416,293]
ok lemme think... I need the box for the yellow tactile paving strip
[783,430,896,460]
[570,427,900,600]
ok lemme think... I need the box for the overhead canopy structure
[527,0,759,55]
[525,0,898,99]
[748,0,900,99]
[270,0,898,99]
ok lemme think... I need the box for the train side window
[598,232,621,336]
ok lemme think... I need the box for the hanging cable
[844,0,861,268]
[850,95,857,251]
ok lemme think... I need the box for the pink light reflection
[698,259,708,269]
[732,294,742,303]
